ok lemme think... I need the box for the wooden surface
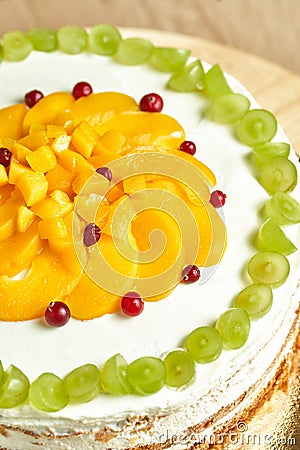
[0,0,299,75]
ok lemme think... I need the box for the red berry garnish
[210,190,227,208]
[121,292,144,316]
[139,93,163,113]
[45,301,70,327]
[72,82,93,99]
[182,265,201,283]
[83,223,101,247]
[0,147,12,167]
[179,140,196,155]
[24,90,44,108]
[96,167,112,181]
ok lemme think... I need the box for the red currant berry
[24,90,44,108]
[139,93,163,113]
[45,301,70,327]
[0,147,12,167]
[96,167,112,181]
[72,81,93,99]
[210,190,227,208]
[83,223,101,247]
[179,140,196,156]
[182,265,201,283]
[121,292,144,316]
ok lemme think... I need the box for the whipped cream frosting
[0,38,299,450]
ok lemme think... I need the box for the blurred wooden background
[0,0,299,75]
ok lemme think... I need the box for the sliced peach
[0,165,8,187]
[70,121,99,158]
[88,148,120,168]
[96,111,185,150]
[0,104,27,140]
[46,164,74,198]
[68,92,139,126]
[170,149,216,187]
[0,219,43,277]
[18,130,49,150]
[0,247,80,321]
[26,145,57,173]
[0,189,24,242]
[0,184,14,206]
[23,92,74,134]
[17,205,35,232]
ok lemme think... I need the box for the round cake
[0,25,299,450]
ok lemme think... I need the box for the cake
[0,25,299,450]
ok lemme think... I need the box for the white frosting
[0,40,299,450]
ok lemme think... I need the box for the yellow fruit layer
[0,90,225,321]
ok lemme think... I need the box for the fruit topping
[27,28,58,53]
[167,60,204,92]
[83,223,101,247]
[101,354,132,395]
[96,166,112,181]
[24,89,44,108]
[210,190,227,208]
[257,218,297,255]
[209,93,250,123]
[164,350,195,388]
[126,356,166,395]
[0,365,30,408]
[72,81,93,100]
[0,148,12,167]
[45,301,71,327]
[238,109,277,146]
[234,284,273,319]
[185,326,223,363]
[57,25,87,54]
[179,140,196,155]
[88,24,122,56]
[216,308,250,350]
[265,192,300,225]
[121,291,144,316]
[116,37,153,65]
[203,64,232,97]
[181,265,201,283]
[29,373,68,412]
[258,156,297,194]
[139,93,163,113]
[2,31,33,62]
[151,47,191,72]
[247,251,290,288]
[64,364,99,403]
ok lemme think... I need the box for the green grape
[203,64,232,97]
[252,142,290,167]
[64,364,99,403]
[89,24,121,56]
[151,47,191,72]
[0,361,3,383]
[164,350,195,388]
[116,38,153,65]
[101,354,132,395]
[216,308,250,350]
[209,93,250,124]
[167,60,204,92]
[27,28,57,52]
[2,31,33,62]
[185,326,223,363]
[29,373,69,412]
[126,357,166,395]
[265,192,300,225]
[258,156,297,193]
[238,109,277,146]
[57,26,87,54]
[247,251,290,288]
[257,218,297,255]
[0,365,30,408]
[234,284,273,319]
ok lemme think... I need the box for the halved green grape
[216,308,250,350]
[126,357,166,395]
[203,64,232,97]
[252,142,290,167]
[257,218,297,255]
[167,60,204,92]
[64,364,99,403]
[185,326,223,363]
[234,284,273,319]
[0,365,29,408]
[28,28,57,52]
[238,109,277,146]
[164,350,195,388]
[2,31,33,62]
[247,251,290,288]
[101,354,132,395]
[265,192,300,225]
[29,373,68,412]
[258,156,297,193]
[116,38,153,65]
[89,24,121,56]
[57,26,87,54]
[151,47,191,72]
[209,93,250,124]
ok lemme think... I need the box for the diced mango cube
[26,145,57,173]
[46,164,74,197]
[123,174,147,195]
[17,171,48,206]
[12,142,32,165]
[51,134,71,155]
[38,217,68,240]
[0,184,14,206]
[17,205,35,232]
[0,165,8,187]
[19,130,49,150]
[50,189,71,204]
[58,149,94,174]
[8,160,32,185]
[31,196,73,220]
[71,122,98,159]
[46,124,67,139]
[52,112,75,134]
[61,246,83,275]
[48,236,72,255]
[100,130,126,154]
[72,167,95,195]
[29,123,47,134]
